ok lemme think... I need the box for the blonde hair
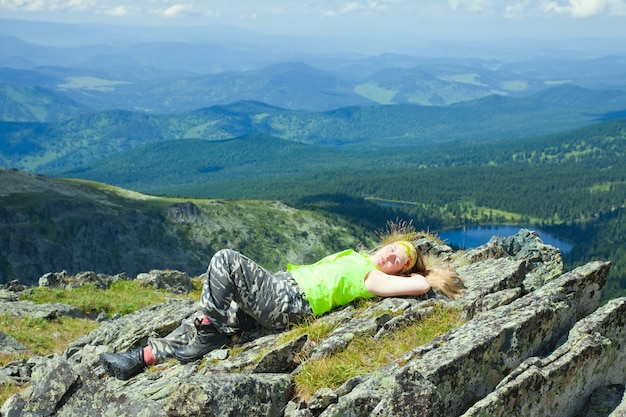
[376,219,465,299]
[405,247,465,299]
[417,268,465,299]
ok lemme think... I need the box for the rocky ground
[1,229,625,416]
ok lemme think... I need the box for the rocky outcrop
[1,229,625,417]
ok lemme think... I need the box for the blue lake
[438,225,573,253]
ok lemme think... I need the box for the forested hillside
[48,119,626,213]
[0,96,611,172]
[0,169,374,285]
[0,83,89,122]
[42,118,626,301]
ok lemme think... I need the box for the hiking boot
[100,347,146,380]
[174,318,228,364]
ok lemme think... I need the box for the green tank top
[287,249,377,316]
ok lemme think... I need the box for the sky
[1,0,625,42]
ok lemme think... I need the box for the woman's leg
[174,249,312,363]
[147,314,198,363]
[101,313,202,379]
[200,249,313,334]
[147,302,257,362]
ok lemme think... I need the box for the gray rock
[38,270,71,288]
[39,270,130,290]
[284,400,315,417]
[0,299,87,320]
[464,228,564,291]
[0,332,31,355]
[163,373,293,417]
[307,387,338,413]
[253,334,308,373]
[462,296,626,417]
[1,229,624,417]
[1,280,27,292]
[135,269,194,294]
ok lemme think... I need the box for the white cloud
[241,11,258,20]
[103,5,128,16]
[365,0,393,11]
[339,2,366,13]
[0,0,50,12]
[1,0,625,32]
[24,0,48,12]
[542,0,626,17]
[504,1,530,17]
[544,0,603,17]
[448,0,494,13]
[322,0,397,17]
[65,0,88,10]
[202,9,221,17]
[159,3,192,18]
[0,0,92,12]
[604,0,626,14]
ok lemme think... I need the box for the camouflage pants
[147,249,312,362]
[200,249,313,334]
[147,314,201,362]
[147,303,248,363]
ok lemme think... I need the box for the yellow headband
[397,241,418,273]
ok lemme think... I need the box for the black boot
[100,347,146,380]
[174,318,228,364]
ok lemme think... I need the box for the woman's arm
[364,270,431,297]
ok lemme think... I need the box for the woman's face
[371,243,411,275]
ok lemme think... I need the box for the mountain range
[2,93,624,174]
[2,17,626,117]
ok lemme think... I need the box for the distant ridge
[529,84,626,109]
[0,95,605,173]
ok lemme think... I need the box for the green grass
[0,383,23,408]
[292,304,464,400]
[0,314,102,405]
[21,281,170,317]
[2,280,177,364]
[0,315,101,361]
[353,81,397,104]
[277,318,342,347]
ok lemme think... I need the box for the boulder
[135,269,194,294]
[39,270,130,290]
[0,299,87,320]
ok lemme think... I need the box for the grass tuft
[377,219,441,246]
[293,304,463,400]
[20,281,169,317]
[378,219,419,245]
[0,314,101,362]
[278,318,342,346]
